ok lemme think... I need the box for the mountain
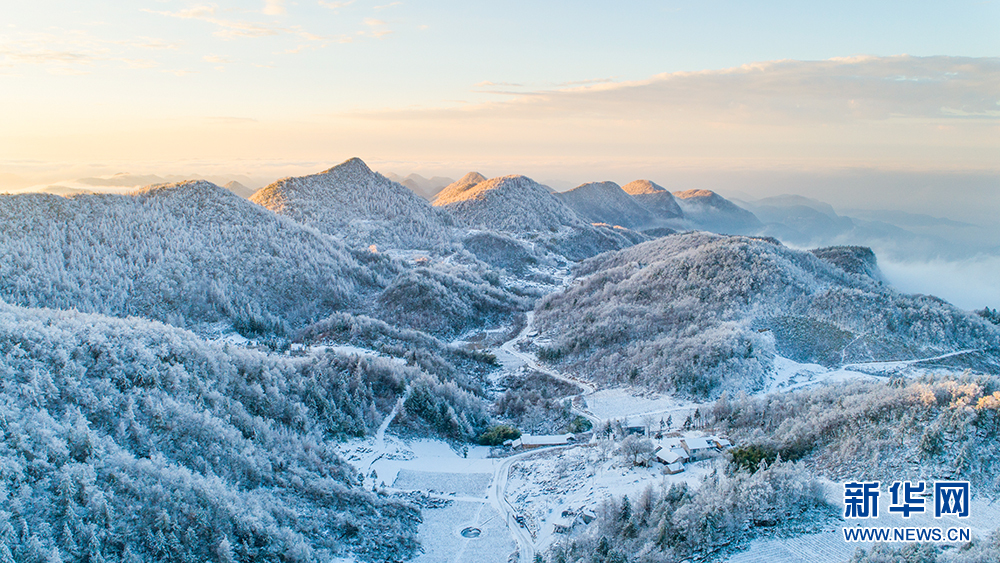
[223,180,255,198]
[673,189,763,234]
[621,179,684,220]
[251,158,455,250]
[555,181,655,230]
[810,245,885,281]
[433,174,644,260]
[0,179,531,338]
[434,174,578,231]
[0,181,397,335]
[384,172,455,200]
[432,171,487,204]
[0,300,496,562]
[534,232,1000,397]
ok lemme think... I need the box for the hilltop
[534,232,1000,397]
[621,179,684,220]
[674,189,763,234]
[0,180,529,338]
[434,174,644,259]
[252,157,455,250]
[432,171,488,204]
[0,181,396,334]
[556,181,655,230]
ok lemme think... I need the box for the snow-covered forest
[533,233,1000,397]
[2,157,999,562]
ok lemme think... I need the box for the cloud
[203,54,231,64]
[318,0,354,9]
[374,2,402,9]
[0,46,94,65]
[363,56,1000,124]
[364,18,387,26]
[262,0,286,15]
[204,116,258,124]
[473,81,524,87]
[557,77,616,87]
[129,38,179,50]
[881,255,1000,310]
[339,56,999,173]
[147,6,310,40]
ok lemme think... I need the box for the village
[499,414,736,546]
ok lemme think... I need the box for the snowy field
[583,387,702,422]
[339,436,517,562]
[410,499,515,563]
[766,355,882,394]
[393,470,493,498]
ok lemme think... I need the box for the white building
[511,433,575,450]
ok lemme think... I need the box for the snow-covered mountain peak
[321,156,374,177]
[556,181,656,230]
[673,189,720,201]
[433,171,487,204]
[251,158,454,249]
[621,179,667,196]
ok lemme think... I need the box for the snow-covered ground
[505,444,716,553]
[583,387,701,424]
[765,355,882,394]
[338,436,517,563]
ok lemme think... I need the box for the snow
[765,353,980,395]
[409,500,514,563]
[503,444,718,553]
[338,434,518,562]
[584,387,701,423]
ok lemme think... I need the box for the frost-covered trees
[534,232,1000,397]
[550,459,829,563]
[0,300,496,561]
[709,376,1000,489]
[0,181,532,339]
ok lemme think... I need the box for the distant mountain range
[383,171,455,200]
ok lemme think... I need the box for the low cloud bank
[881,255,1000,311]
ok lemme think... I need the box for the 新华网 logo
[841,480,972,543]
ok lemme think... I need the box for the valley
[1,158,998,563]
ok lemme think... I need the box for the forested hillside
[534,232,1000,396]
[556,182,655,230]
[434,174,644,260]
[0,301,493,562]
[251,157,456,250]
[0,183,397,336]
[0,179,533,339]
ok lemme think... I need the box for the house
[655,438,687,455]
[512,433,575,450]
[622,418,648,435]
[681,437,717,461]
[664,461,685,475]
[552,516,574,534]
[655,448,687,465]
[709,436,732,449]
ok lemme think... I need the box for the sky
[1,1,999,308]
[1,0,997,189]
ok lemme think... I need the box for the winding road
[498,311,600,426]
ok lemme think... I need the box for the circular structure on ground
[460,527,482,538]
